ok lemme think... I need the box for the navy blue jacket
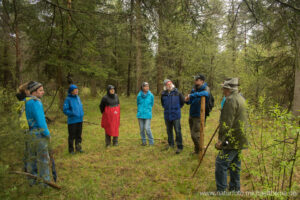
[161,88,184,121]
[63,94,84,125]
[186,83,210,117]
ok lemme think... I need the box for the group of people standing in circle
[15,74,248,193]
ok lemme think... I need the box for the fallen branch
[10,171,61,190]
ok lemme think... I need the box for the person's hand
[185,95,190,102]
[215,140,222,150]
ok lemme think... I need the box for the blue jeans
[138,119,154,145]
[164,119,183,149]
[215,149,241,191]
[27,134,50,186]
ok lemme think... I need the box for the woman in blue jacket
[63,84,84,154]
[137,82,154,146]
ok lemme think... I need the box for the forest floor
[8,96,299,200]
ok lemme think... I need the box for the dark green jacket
[218,91,248,150]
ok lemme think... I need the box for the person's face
[32,86,45,99]
[223,88,231,97]
[72,88,78,95]
[166,82,173,91]
[143,85,149,92]
[195,79,204,86]
[109,88,115,94]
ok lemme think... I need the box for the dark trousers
[105,134,118,146]
[189,117,200,153]
[68,122,82,152]
[164,119,183,149]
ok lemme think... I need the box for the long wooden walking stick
[10,171,61,190]
[192,124,220,178]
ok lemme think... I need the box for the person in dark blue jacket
[137,82,154,146]
[63,84,84,154]
[185,74,210,155]
[161,79,185,154]
[25,81,50,186]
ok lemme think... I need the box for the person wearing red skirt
[99,85,120,147]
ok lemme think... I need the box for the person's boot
[76,143,84,153]
[175,148,183,154]
[113,137,118,146]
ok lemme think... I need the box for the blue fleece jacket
[137,90,154,119]
[186,83,209,117]
[161,88,184,121]
[63,87,84,124]
[25,97,50,138]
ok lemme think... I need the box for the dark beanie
[27,81,42,93]
[194,74,205,81]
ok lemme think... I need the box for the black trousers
[68,122,82,152]
[105,134,118,146]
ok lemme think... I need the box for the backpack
[16,97,36,130]
[205,87,215,117]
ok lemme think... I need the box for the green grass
[5,96,298,199]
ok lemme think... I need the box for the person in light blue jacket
[137,82,154,146]
[25,81,50,186]
[63,84,84,154]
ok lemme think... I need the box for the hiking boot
[162,145,174,151]
[175,149,183,154]
[190,151,199,156]
[141,143,147,146]
[77,150,84,153]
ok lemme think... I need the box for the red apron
[101,105,120,137]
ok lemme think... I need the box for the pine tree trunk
[156,0,164,95]
[13,0,22,87]
[127,0,134,97]
[293,34,300,117]
[135,0,142,93]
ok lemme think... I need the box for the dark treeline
[0,0,299,115]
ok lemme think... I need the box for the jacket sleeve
[151,93,154,107]
[218,98,236,142]
[33,101,50,138]
[160,94,164,107]
[137,95,141,106]
[179,92,184,108]
[63,98,72,116]
[79,97,84,116]
[99,97,106,114]
[189,90,209,99]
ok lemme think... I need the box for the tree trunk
[135,0,142,92]
[156,0,164,95]
[127,0,134,97]
[292,34,300,117]
[1,40,12,88]
[13,0,22,87]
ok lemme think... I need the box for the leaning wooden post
[199,96,205,159]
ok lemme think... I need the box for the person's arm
[160,93,164,107]
[151,93,154,107]
[179,92,185,108]
[189,90,209,99]
[63,98,72,116]
[218,98,236,142]
[137,94,141,106]
[33,101,50,138]
[99,97,106,114]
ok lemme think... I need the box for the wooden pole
[199,96,206,159]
